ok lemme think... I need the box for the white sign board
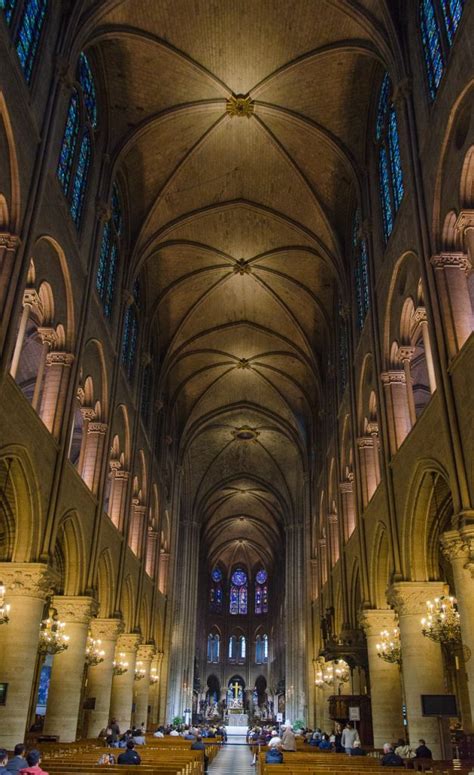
[349,706,360,721]
[276,713,283,722]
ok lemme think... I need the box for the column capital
[137,644,156,662]
[381,370,406,385]
[90,617,124,641]
[96,200,112,223]
[455,209,474,232]
[88,421,108,434]
[46,351,75,367]
[387,581,447,616]
[0,562,56,600]
[413,306,427,325]
[23,288,41,310]
[0,232,21,250]
[339,480,353,494]
[116,633,142,653]
[37,327,57,347]
[81,406,96,422]
[359,608,398,637]
[431,252,471,271]
[398,345,415,363]
[328,512,338,524]
[51,595,98,624]
[441,527,474,576]
[357,435,373,449]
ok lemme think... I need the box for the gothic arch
[54,511,88,596]
[369,521,392,608]
[0,446,41,562]
[96,547,115,618]
[0,91,20,231]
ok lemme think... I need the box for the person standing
[281,726,296,751]
[341,722,359,753]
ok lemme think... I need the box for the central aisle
[209,735,254,774]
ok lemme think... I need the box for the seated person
[317,733,332,751]
[117,740,141,766]
[415,739,432,759]
[267,730,281,748]
[182,725,195,740]
[191,736,208,772]
[132,728,145,745]
[394,738,414,758]
[6,744,28,773]
[349,741,366,756]
[153,726,164,737]
[18,750,49,775]
[381,745,404,767]
[0,749,9,775]
[265,748,283,764]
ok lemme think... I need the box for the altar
[225,679,248,732]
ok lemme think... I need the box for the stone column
[285,523,306,722]
[0,233,20,314]
[430,252,473,358]
[9,289,40,379]
[85,618,124,737]
[108,467,129,530]
[441,527,474,731]
[381,371,411,454]
[81,421,107,493]
[110,633,141,732]
[145,530,158,578]
[0,563,55,749]
[339,478,356,540]
[414,307,437,393]
[43,596,97,741]
[357,436,377,507]
[399,347,417,426]
[388,582,450,758]
[328,513,339,565]
[31,327,56,411]
[158,551,169,594]
[75,407,95,477]
[134,645,155,729]
[40,351,74,438]
[360,609,404,747]
[129,502,146,558]
[149,651,163,727]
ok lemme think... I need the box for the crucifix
[231,680,241,700]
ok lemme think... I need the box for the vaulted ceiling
[81,0,397,570]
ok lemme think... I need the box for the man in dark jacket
[381,746,404,767]
[0,749,9,775]
[117,741,141,765]
[6,745,28,773]
[415,739,432,759]
[191,737,208,772]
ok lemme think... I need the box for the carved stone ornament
[81,406,96,422]
[90,617,124,641]
[233,258,251,275]
[116,633,142,653]
[96,200,112,223]
[414,306,427,325]
[366,421,379,436]
[137,644,156,662]
[357,435,374,449]
[441,528,474,576]
[0,562,57,599]
[381,370,406,385]
[226,94,254,118]
[455,209,474,232]
[339,480,353,494]
[0,232,21,250]
[37,327,57,347]
[358,608,398,637]
[88,422,108,434]
[398,346,415,363]
[23,288,41,311]
[430,252,471,272]
[52,595,99,624]
[46,351,75,367]
[387,581,447,617]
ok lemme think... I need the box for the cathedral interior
[0,0,474,763]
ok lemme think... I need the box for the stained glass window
[207,634,219,663]
[0,0,16,25]
[228,635,236,659]
[240,636,246,660]
[420,0,444,100]
[256,634,269,664]
[97,184,122,318]
[255,569,269,615]
[211,568,223,583]
[440,0,464,46]
[15,0,47,82]
[210,568,224,613]
[375,73,404,242]
[230,568,247,615]
[338,300,348,397]
[70,131,91,227]
[353,209,370,332]
[78,52,97,128]
[141,365,152,423]
[121,304,138,381]
[57,91,79,194]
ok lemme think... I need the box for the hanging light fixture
[38,609,69,655]
[317,659,349,687]
[134,661,146,681]
[85,634,105,666]
[150,666,159,684]
[315,666,325,687]
[0,584,10,625]
[421,596,461,645]
[376,628,402,664]
[113,652,128,676]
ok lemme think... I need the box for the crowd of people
[0,745,48,775]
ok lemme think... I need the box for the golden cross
[231,681,241,699]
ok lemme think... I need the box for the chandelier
[38,609,69,655]
[0,584,10,625]
[134,661,146,681]
[421,596,461,645]
[150,666,159,684]
[113,652,128,676]
[376,628,402,664]
[85,634,105,666]
[315,659,349,687]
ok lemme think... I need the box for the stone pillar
[0,563,55,749]
[441,527,474,732]
[31,327,56,412]
[360,609,404,747]
[84,618,124,738]
[0,233,20,314]
[285,523,306,722]
[328,513,339,565]
[129,502,146,557]
[431,252,473,358]
[158,551,169,594]
[40,351,74,438]
[148,651,163,727]
[43,596,97,741]
[167,520,199,721]
[10,289,40,379]
[339,478,356,540]
[414,307,437,393]
[82,421,107,493]
[357,436,377,507]
[388,582,450,758]
[75,407,95,477]
[110,633,141,732]
[108,467,129,530]
[145,530,158,578]
[134,645,155,729]
[399,347,417,426]
[381,371,411,454]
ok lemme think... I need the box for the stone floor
[209,735,254,774]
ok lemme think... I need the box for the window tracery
[353,209,370,332]
[420,0,465,100]
[1,0,47,81]
[375,73,404,243]
[230,568,248,615]
[209,567,224,613]
[255,568,268,614]
[121,280,140,382]
[96,183,122,319]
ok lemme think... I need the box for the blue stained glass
[360,240,370,319]
[15,0,47,82]
[440,0,464,45]
[420,0,445,100]
[230,586,239,615]
[78,52,97,128]
[231,569,247,587]
[255,587,262,614]
[256,569,267,584]
[376,73,390,140]
[57,91,79,194]
[141,365,152,422]
[239,586,247,614]
[104,242,118,318]
[96,221,110,300]
[379,145,394,241]
[70,130,91,227]
[0,0,16,24]
[133,277,141,309]
[388,108,404,210]
[112,183,123,234]
[211,568,223,582]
